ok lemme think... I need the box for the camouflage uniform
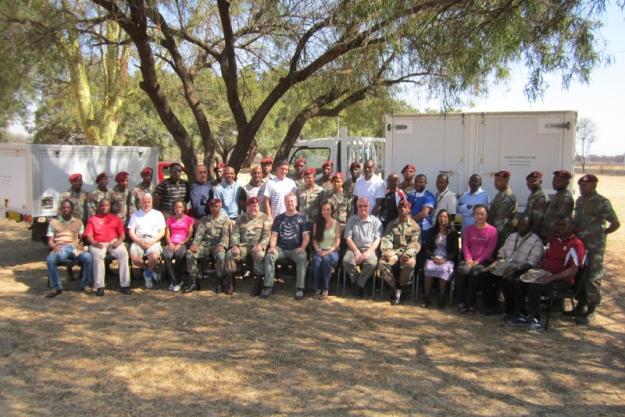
[317,177,333,192]
[59,189,89,223]
[377,217,422,288]
[399,180,416,194]
[87,188,110,218]
[488,187,517,249]
[109,185,134,224]
[132,182,156,212]
[186,213,231,286]
[225,212,272,277]
[574,192,619,306]
[321,189,352,225]
[343,178,357,199]
[541,189,575,240]
[297,184,323,222]
[524,187,548,237]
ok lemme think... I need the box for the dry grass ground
[1,176,625,417]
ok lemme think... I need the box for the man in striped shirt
[155,162,189,217]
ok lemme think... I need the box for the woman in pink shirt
[455,204,498,313]
[164,199,195,292]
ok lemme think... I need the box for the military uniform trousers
[343,249,378,288]
[90,242,130,289]
[579,246,603,306]
[263,247,308,289]
[225,246,265,277]
[186,244,226,285]
[377,250,416,288]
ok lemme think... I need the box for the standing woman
[311,201,341,299]
[422,210,459,308]
[455,204,498,313]
[164,198,195,292]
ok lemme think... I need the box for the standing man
[433,174,457,222]
[155,162,189,217]
[353,159,386,216]
[132,167,156,213]
[258,156,275,211]
[261,193,310,300]
[321,172,352,226]
[263,160,297,218]
[407,174,436,243]
[573,174,620,323]
[523,171,548,237]
[290,158,307,188]
[45,200,93,298]
[85,198,131,296]
[542,170,575,240]
[184,197,231,294]
[245,166,264,199]
[378,199,421,305]
[109,171,134,224]
[211,162,225,187]
[189,164,213,219]
[59,173,89,223]
[343,197,383,297]
[225,197,272,296]
[399,164,416,194]
[317,160,334,192]
[88,172,110,217]
[214,166,247,220]
[344,161,361,198]
[296,167,323,221]
[488,171,517,249]
[379,173,406,228]
[128,193,166,289]
[457,174,490,231]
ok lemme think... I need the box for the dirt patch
[1,176,625,416]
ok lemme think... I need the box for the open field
[1,176,625,416]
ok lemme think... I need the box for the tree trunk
[242,140,258,168]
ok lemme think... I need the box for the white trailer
[0,143,159,239]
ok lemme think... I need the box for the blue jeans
[47,246,93,290]
[311,251,339,291]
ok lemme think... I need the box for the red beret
[208,198,222,206]
[526,171,543,180]
[332,172,344,180]
[68,173,82,182]
[304,167,316,176]
[349,161,361,170]
[553,170,573,179]
[140,167,153,176]
[96,172,108,182]
[322,160,333,168]
[246,197,259,206]
[495,170,511,178]
[115,172,129,183]
[295,158,306,166]
[401,164,416,174]
[578,174,598,184]
[260,156,273,164]
[214,162,225,170]
[398,199,412,209]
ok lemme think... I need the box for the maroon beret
[495,170,511,178]
[95,172,108,182]
[140,167,153,176]
[208,198,222,206]
[115,172,129,183]
[332,172,344,181]
[398,199,412,209]
[553,170,573,179]
[578,174,598,184]
[214,162,225,170]
[304,167,316,176]
[68,173,82,182]
[260,156,273,164]
[322,160,333,168]
[246,197,259,206]
[294,158,306,166]
[526,171,543,180]
[349,161,361,170]
[401,164,416,174]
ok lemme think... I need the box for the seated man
[343,197,383,297]
[46,199,93,298]
[184,198,231,294]
[489,216,544,318]
[84,198,131,296]
[261,193,310,300]
[225,197,272,295]
[377,199,421,305]
[128,193,166,289]
[513,216,586,331]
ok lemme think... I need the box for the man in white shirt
[128,193,166,288]
[433,174,457,222]
[352,159,386,216]
[263,160,297,218]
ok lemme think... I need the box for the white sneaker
[172,283,182,292]
[168,283,174,291]
[143,270,153,289]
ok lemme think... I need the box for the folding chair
[543,259,587,331]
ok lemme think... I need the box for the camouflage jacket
[132,182,156,212]
[87,188,110,218]
[59,189,89,223]
[399,180,416,194]
[193,213,232,247]
[488,188,517,236]
[109,185,134,224]
[343,178,357,199]
[297,184,323,222]
[524,187,548,236]
[380,217,422,257]
[316,177,333,192]
[574,192,618,250]
[542,189,575,239]
[321,189,352,224]
[231,212,272,250]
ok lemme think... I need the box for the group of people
[45,156,620,331]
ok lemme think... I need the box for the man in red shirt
[513,216,586,331]
[85,198,131,296]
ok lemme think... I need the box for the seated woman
[163,199,195,292]
[422,210,459,308]
[455,204,498,313]
[311,201,341,299]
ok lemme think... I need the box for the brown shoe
[320,290,329,300]
[224,286,234,296]
[46,289,63,298]
[250,276,263,297]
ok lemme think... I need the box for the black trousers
[526,280,570,319]
[455,263,496,307]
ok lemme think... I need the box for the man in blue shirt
[189,164,213,218]
[407,174,436,243]
[213,166,247,220]
[457,174,491,231]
